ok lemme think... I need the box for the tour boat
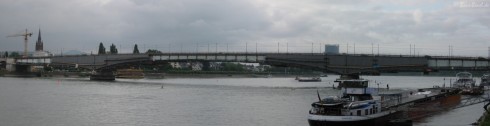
[116,69,144,79]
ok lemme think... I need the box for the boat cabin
[481,74,490,86]
[310,74,381,117]
[453,72,476,88]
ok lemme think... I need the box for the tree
[202,62,210,71]
[110,43,118,54]
[98,42,106,54]
[10,52,20,58]
[221,63,245,71]
[145,49,162,54]
[133,44,140,54]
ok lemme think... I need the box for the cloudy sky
[0,0,489,56]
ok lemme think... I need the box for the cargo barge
[307,74,461,126]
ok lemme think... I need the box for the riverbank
[2,68,489,78]
[477,110,490,126]
[482,113,490,126]
[0,71,303,79]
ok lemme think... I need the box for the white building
[191,62,203,71]
[170,62,181,69]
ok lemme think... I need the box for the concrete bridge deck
[6,53,490,73]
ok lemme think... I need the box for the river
[0,75,485,126]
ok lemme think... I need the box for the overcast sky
[0,0,489,56]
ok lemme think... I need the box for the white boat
[452,72,476,88]
[481,74,490,86]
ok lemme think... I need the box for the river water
[0,75,485,126]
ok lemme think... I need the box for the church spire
[37,28,41,42]
[35,28,43,51]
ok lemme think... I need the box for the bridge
[4,52,490,74]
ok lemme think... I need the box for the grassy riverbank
[480,112,490,126]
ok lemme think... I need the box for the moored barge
[307,74,461,126]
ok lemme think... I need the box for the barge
[116,69,144,79]
[296,76,322,82]
[90,69,115,81]
[307,74,461,126]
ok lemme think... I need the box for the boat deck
[379,88,460,111]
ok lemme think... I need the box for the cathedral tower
[35,28,43,51]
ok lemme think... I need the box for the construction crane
[7,29,33,57]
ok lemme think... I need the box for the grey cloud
[0,0,488,56]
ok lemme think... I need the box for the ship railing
[345,100,377,109]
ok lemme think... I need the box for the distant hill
[63,50,86,55]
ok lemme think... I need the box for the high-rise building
[324,44,339,54]
[35,28,43,51]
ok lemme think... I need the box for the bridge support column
[6,58,16,72]
[14,64,31,73]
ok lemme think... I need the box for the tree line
[97,42,162,54]
[1,51,20,58]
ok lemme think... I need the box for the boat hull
[308,110,399,126]
[116,76,144,79]
[299,80,321,82]
[90,75,115,81]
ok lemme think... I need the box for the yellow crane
[7,29,33,57]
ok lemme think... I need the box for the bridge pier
[14,64,31,73]
[5,58,16,72]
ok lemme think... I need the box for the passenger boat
[116,69,144,79]
[451,72,476,88]
[481,74,490,87]
[90,69,115,81]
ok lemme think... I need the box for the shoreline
[0,72,302,79]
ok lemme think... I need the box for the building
[324,44,339,54]
[191,62,203,71]
[35,28,43,51]
[170,62,181,69]
[33,28,50,57]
